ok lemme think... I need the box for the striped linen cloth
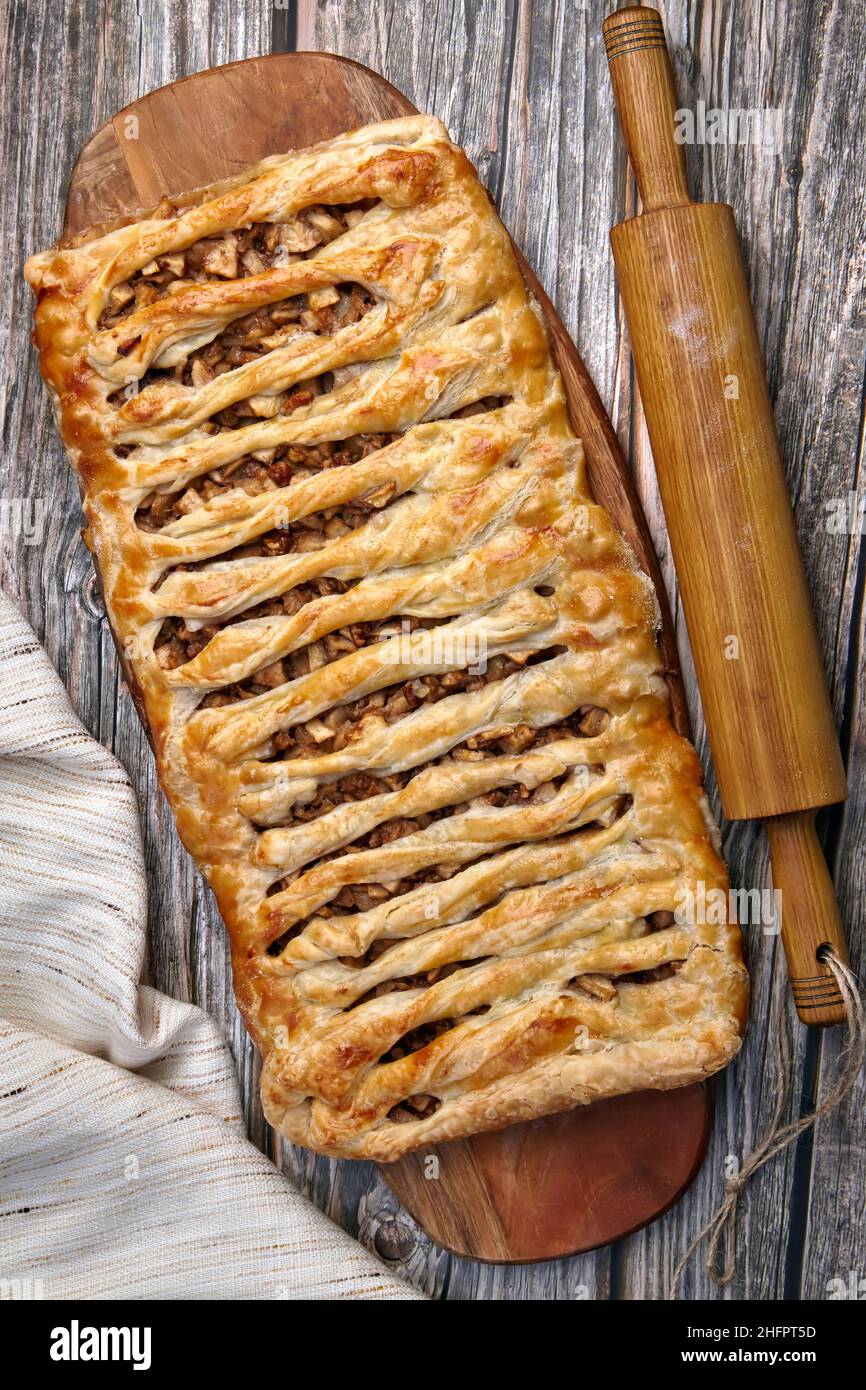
[0,590,423,1300]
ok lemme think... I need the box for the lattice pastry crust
[26,115,747,1160]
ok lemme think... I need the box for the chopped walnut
[573,974,617,1002]
[308,285,340,310]
[577,705,610,737]
[271,216,324,253]
[388,1094,441,1122]
[256,660,288,689]
[108,282,135,312]
[198,238,239,278]
[304,208,345,241]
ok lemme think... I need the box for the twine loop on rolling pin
[669,948,865,1299]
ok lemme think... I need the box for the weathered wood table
[2,0,863,1300]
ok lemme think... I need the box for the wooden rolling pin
[603,6,850,1024]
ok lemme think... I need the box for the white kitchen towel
[0,591,424,1301]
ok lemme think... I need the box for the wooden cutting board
[63,50,709,1263]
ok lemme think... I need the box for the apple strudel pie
[25,115,747,1161]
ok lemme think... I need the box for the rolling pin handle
[602,6,691,212]
[766,811,849,1027]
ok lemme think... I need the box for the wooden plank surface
[2,0,863,1301]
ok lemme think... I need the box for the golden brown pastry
[25,114,747,1160]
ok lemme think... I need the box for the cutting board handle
[603,6,691,212]
[766,811,849,1026]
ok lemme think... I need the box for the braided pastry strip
[26,115,747,1160]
